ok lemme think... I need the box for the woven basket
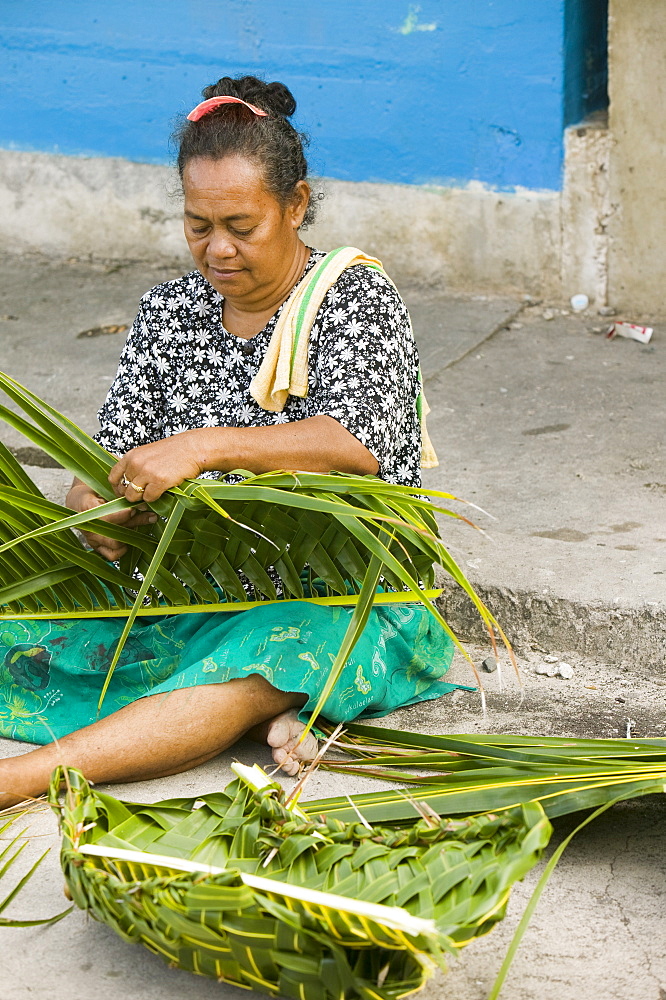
[49,767,549,1000]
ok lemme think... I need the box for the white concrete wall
[0,149,561,298]
[0,151,187,265]
[561,118,611,309]
[607,0,666,316]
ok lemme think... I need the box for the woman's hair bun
[201,75,297,117]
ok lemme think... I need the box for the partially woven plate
[49,766,549,1000]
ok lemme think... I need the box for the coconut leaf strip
[0,402,112,499]
[0,439,45,495]
[0,372,115,470]
[96,499,188,710]
[0,589,443,621]
[0,813,73,927]
[487,797,624,1000]
[299,555,383,741]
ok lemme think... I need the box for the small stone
[557,662,574,679]
[481,656,497,673]
[615,696,626,703]
[535,663,551,675]
[543,654,558,663]
[598,306,617,316]
[542,309,555,321]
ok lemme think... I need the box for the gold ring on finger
[124,478,145,494]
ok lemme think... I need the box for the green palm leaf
[304,723,666,823]
[0,371,505,718]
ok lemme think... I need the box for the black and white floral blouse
[96,249,422,487]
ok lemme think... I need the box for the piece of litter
[585,685,597,690]
[606,322,653,345]
[77,323,129,339]
[481,656,497,673]
[571,293,589,312]
[626,719,635,738]
[557,662,574,679]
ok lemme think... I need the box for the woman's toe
[272,746,299,775]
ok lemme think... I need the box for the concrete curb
[437,579,666,669]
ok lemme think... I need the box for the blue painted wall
[0,1,567,191]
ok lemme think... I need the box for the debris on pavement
[558,662,575,679]
[481,656,498,673]
[77,323,129,339]
[570,294,589,312]
[605,321,653,345]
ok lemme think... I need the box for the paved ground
[0,253,665,999]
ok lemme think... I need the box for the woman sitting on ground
[0,75,459,808]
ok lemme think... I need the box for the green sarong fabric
[0,602,461,745]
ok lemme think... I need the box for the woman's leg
[0,675,307,808]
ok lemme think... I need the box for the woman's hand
[66,480,157,561]
[108,433,205,503]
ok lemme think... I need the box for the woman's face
[182,155,309,306]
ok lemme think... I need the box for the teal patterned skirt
[0,602,462,745]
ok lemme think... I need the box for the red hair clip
[187,96,268,121]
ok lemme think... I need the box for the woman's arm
[108,415,379,502]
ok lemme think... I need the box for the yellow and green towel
[249,246,438,469]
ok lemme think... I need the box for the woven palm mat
[49,767,550,1000]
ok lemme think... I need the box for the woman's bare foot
[262,709,319,776]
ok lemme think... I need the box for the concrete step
[421,305,665,671]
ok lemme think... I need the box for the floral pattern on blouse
[95,249,422,487]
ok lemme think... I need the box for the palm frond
[0,371,508,716]
[304,723,666,823]
[49,764,549,998]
